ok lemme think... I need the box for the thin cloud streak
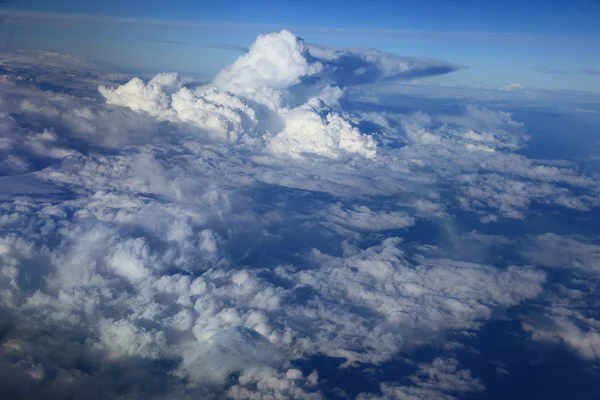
[533,65,567,74]
[534,65,600,75]
[2,9,600,46]
[141,38,247,52]
[580,68,600,75]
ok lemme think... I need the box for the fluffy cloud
[267,99,376,159]
[227,366,322,399]
[96,30,461,160]
[99,73,182,118]
[97,33,380,158]
[214,30,323,94]
[1,29,599,399]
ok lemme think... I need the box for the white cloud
[97,31,384,158]
[502,82,524,91]
[280,238,545,364]
[522,234,600,274]
[517,233,600,361]
[227,366,323,399]
[214,30,323,94]
[323,203,415,231]
[357,358,484,400]
[267,99,377,159]
[523,308,600,360]
[99,73,181,118]
[1,29,599,399]
[97,318,168,360]
[107,238,151,283]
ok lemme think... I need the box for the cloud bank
[0,30,599,399]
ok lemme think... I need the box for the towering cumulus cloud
[99,30,457,158]
[0,30,599,399]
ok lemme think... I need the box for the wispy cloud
[580,68,600,75]
[140,38,247,52]
[533,65,568,74]
[2,9,600,46]
[535,66,600,75]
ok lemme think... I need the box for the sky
[1,0,600,91]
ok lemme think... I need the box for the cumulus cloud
[214,30,324,94]
[212,30,459,94]
[94,30,600,219]
[266,99,377,159]
[99,73,182,118]
[394,106,600,220]
[1,29,600,399]
[97,30,457,160]
[227,366,322,399]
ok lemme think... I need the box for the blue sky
[1,0,599,91]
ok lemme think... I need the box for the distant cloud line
[534,65,600,75]
[2,9,600,46]
[140,38,248,52]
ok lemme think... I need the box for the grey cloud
[307,44,461,85]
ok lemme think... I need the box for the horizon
[0,1,599,92]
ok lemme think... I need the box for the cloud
[227,366,322,399]
[580,68,600,75]
[357,358,485,400]
[322,203,415,231]
[213,30,325,95]
[502,82,524,91]
[212,30,459,94]
[1,29,600,399]
[534,65,568,74]
[266,98,377,159]
[140,37,248,52]
[3,9,600,47]
[534,66,600,76]
[100,73,182,118]
[523,308,600,360]
[306,43,460,85]
[395,106,600,221]
[102,30,441,158]
[514,233,600,361]
[521,234,600,274]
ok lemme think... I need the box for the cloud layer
[1,30,599,399]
